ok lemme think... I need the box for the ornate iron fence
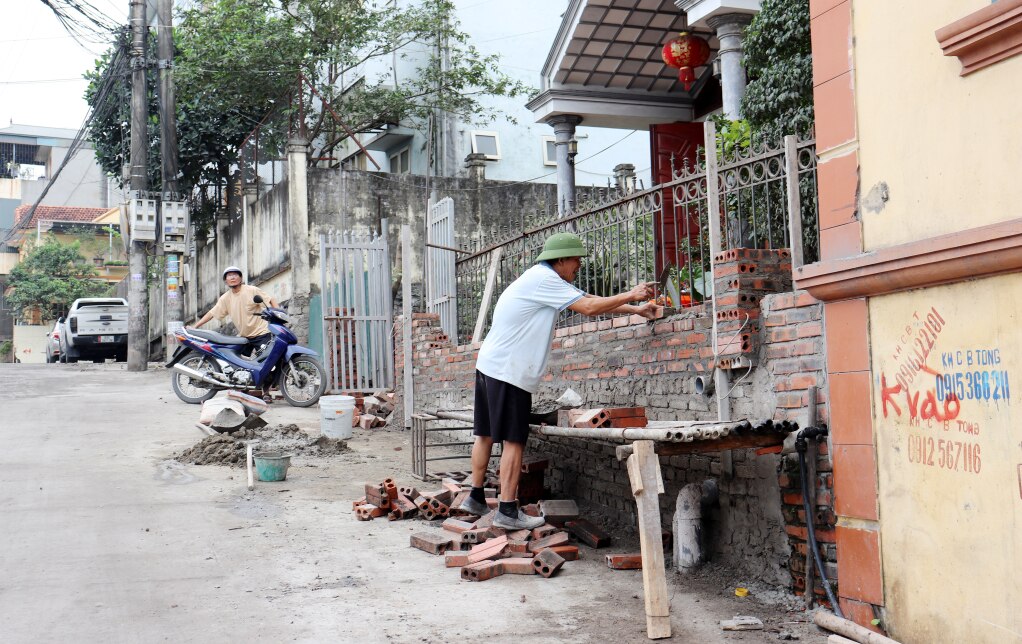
[453,126,818,342]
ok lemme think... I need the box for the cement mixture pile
[176,423,349,467]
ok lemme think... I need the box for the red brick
[548,545,580,561]
[565,519,612,548]
[410,532,453,555]
[529,532,571,553]
[461,560,504,582]
[500,557,537,575]
[606,553,643,570]
[445,551,472,567]
[532,549,566,578]
[838,598,886,634]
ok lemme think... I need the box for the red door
[650,123,703,287]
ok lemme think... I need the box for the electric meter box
[129,193,158,242]
[161,200,189,254]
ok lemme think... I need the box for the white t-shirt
[475,262,585,393]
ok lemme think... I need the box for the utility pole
[127,0,149,372]
[157,0,182,360]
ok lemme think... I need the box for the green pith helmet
[535,232,588,262]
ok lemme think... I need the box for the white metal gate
[426,197,457,342]
[320,226,394,393]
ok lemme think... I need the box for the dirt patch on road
[176,423,349,467]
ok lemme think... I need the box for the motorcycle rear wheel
[279,355,326,407]
[171,353,222,404]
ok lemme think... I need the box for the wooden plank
[472,246,503,345]
[402,225,414,428]
[628,440,671,639]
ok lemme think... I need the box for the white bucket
[320,395,356,440]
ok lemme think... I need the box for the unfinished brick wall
[394,258,835,594]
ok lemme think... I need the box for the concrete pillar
[613,163,636,194]
[546,115,582,216]
[706,13,753,119]
[464,153,486,183]
[242,184,258,289]
[286,136,311,343]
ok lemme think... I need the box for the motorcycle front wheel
[171,353,222,404]
[279,355,326,407]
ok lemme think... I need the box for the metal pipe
[172,364,224,388]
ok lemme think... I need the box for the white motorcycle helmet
[222,266,243,280]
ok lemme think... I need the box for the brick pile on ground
[176,423,349,467]
[344,390,397,430]
[354,473,626,582]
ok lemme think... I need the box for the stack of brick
[713,248,792,370]
[353,474,623,583]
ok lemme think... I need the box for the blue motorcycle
[167,296,326,407]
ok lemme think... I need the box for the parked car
[45,319,62,363]
[60,298,129,363]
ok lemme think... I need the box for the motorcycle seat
[187,329,249,345]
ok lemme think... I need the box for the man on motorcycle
[194,266,280,360]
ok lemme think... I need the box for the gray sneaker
[492,509,545,530]
[458,495,489,517]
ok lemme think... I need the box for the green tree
[85,0,530,233]
[740,0,813,142]
[7,238,112,321]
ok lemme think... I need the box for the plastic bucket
[254,453,292,482]
[320,395,356,440]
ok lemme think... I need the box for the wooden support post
[627,440,671,639]
[402,225,414,428]
[472,246,502,345]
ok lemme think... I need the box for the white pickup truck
[59,298,129,363]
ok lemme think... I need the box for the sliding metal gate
[319,226,394,392]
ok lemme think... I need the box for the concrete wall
[249,180,291,287]
[19,147,109,210]
[12,324,49,364]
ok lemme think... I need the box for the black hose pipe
[796,424,844,618]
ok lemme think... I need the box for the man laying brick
[458,232,661,529]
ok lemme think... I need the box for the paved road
[0,363,825,643]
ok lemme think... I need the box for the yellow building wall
[852,0,1022,250]
[870,275,1021,642]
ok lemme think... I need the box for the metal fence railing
[453,124,818,343]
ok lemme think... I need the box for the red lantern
[661,32,711,91]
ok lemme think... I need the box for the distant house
[0,123,118,237]
[2,205,125,326]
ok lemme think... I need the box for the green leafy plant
[6,237,113,321]
[741,0,814,142]
[85,0,531,235]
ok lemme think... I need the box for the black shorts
[474,370,532,444]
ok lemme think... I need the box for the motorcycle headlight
[275,311,292,324]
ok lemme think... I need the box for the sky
[0,1,126,131]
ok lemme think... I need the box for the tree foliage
[85,0,530,233]
[740,0,813,141]
[7,238,112,321]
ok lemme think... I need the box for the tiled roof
[14,205,110,228]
